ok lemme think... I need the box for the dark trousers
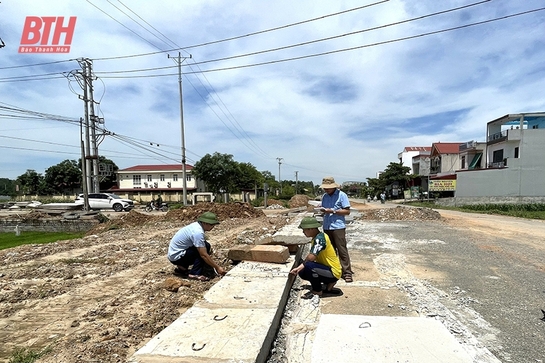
[298,261,337,292]
[171,241,211,275]
[325,228,353,277]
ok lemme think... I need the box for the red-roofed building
[430,142,463,176]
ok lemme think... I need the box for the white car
[76,193,134,212]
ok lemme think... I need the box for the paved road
[278,201,545,362]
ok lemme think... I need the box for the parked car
[75,193,134,212]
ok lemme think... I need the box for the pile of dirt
[165,202,264,221]
[357,206,441,221]
[266,199,285,207]
[87,202,265,234]
[288,194,310,208]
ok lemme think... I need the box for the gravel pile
[358,206,441,222]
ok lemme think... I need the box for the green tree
[0,178,16,196]
[235,162,263,190]
[97,156,119,190]
[44,159,81,194]
[192,152,240,194]
[366,162,412,199]
[261,170,279,191]
[16,169,45,195]
[380,162,412,188]
[365,177,383,198]
[77,156,118,191]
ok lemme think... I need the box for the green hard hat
[198,212,220,225]
[298,216,321,229]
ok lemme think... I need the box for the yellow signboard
[429,180,456,191]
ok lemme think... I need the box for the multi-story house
[428,142,463,197]
[458,141,486,171]
[398,146,431,174]
[456,113,545,204]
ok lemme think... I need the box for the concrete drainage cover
[312,314,478,363]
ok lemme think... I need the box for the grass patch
[0,231,84,251]
[403,201,545,220]
[8,346,52,363]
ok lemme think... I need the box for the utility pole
[276,157,283,195]
[295,171,299,195]
[75,58,93,195]
[71,58,102,194]
[85,58,100,193]
[168,52,191,206]
[79,118,89,211]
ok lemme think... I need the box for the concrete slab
[130,258,297,363]
[312,314,478,363]
[132,307,278,363]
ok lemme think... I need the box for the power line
[0,1,387,70]
[81,6,545,78]
[3,3,541,83]
[90,0,390,61]
[98,0,275,161]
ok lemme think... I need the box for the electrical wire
[95,6,545,77]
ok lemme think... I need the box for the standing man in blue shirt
[319,176,353,283]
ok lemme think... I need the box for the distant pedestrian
[167,212,226,281]
[319,176,353,283]
[290,216,342,298]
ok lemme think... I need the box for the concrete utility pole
[276,157,283,194]
[295,171,298,194]
[168,52,191,206]
[72,58,102,194]
[75,58,93,194]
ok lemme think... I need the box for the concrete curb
[129,215,307,363]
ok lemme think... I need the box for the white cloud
[0,0,544,186]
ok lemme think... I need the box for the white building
[398,146,431,174]
[456,113,545,204]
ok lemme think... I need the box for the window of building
[160,174,165,182]
[461,156,466,169]
[173,174,178,182]
[147,174,152,182]
[133,175,141,185]
[514,147,519,158]
[186,174,192,182]
[492,149,504,163]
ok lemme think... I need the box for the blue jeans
[298,261,337,292]
[171,241,211,275]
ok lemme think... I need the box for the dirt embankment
[0,202,288,363]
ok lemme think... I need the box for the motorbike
[145,201,168,212]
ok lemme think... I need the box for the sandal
[301,291,321,299]
[188,274,210,282]
[173,267,188,276]
[322,287,342,295]
[343,275,353,283]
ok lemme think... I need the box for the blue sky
[0,0,544,186]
